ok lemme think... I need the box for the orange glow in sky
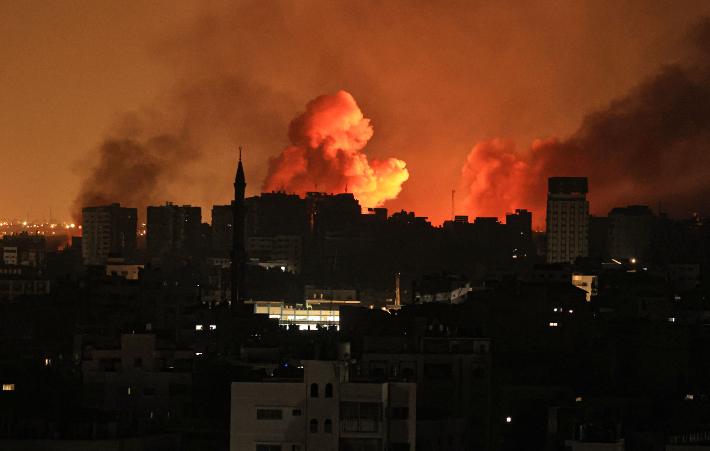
[2,1,710,225]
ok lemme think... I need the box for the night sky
[2,0,710,228]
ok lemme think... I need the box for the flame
[262,91,408,209]
[460,137,557,227]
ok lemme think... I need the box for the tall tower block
[546,177,589,264]
[232,149,247,304]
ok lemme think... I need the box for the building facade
[546,177,589,264]
[81,203,137,265]
[146,202,202,255]
[607,205,654,262]
[231,360,416,451]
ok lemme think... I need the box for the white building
[231,360,416,451]
[572,273,598,302]
[546,177,589,264]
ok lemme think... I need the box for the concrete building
[105,256,144,280]
[607,205,654,262]
[546,177,589,264]
[146,202,202,255]
[247,235,303,273]
[254,301,341,330]
[81,203,137,265]
[413,274,470,305]
[78,333,193,435]
[212,204,234,255]
[1,234,45,267]
[245,192,309,238]
[358,336,491,451]
[230,360,416,451]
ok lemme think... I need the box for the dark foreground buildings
[4,167,710,451]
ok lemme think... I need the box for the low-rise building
[231,360,416,451]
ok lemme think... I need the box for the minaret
[231,148,247,305]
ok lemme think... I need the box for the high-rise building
[608,205,655,262]
[146,202,202,255]
[81,203,137,265]
[546,177,589,264]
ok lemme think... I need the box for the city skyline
[2,2,710,227]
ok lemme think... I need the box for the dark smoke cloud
[461,17,710,227]
[71,113,198,223]
[70,2,710,226]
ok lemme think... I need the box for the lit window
[127,387,131,395]
[45,358,51,366]
[669,318,676,323]
[568,310,573,313]
[196,325,203,331]
[685,394,694,401]
[549,323,558,327]
[209,325,217,330]
[576,397,582,402]
[506,416,512,423]
[196,352,203,356]
[2,384,14,391]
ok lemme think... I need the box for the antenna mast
[451,190,455,220]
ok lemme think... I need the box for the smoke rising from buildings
[71,114,198,224]
[62,4,710,226]
[263,91,409,209]
[460,18,710,227]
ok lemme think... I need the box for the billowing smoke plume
[71,115,198,224]
[461,18,710,227]
[263,91,409,209]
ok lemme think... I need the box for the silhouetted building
[81,203,137,265]
[246,235,302,273]
[146,202,201,255]
[413,273,470,304]
[245,191,308,238]
[211,204,233,255]
[608,205,655,262]
[1,233,45,267]
[306,192,362,239]
[588,215,609,260]
[506,209,532,238]
[546,177,589,264]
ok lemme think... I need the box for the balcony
[341,418,380,433]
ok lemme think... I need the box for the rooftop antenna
[239,146,242,161]
[345,183,348,193]
[451,190,455,220]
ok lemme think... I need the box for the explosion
[262,91,409,209]
[460,18,710,227]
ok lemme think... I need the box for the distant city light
[506,417,512,423]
